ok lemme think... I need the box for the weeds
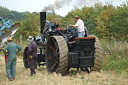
[101,40,128,73]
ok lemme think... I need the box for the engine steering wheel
[67,26,78,37]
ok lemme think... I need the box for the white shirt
[75,19,85,32]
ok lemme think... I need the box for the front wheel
[45,36,68,75]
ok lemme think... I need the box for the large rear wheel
[45,36,68,75]
[89,35,103,71]
[80,35,103,72]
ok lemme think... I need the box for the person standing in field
[27,36,37,76]
[3,37,22,81]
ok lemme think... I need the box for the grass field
[0,54,128,85]
[0,39,128,85]
[101,40,128,74]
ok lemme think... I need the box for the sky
[0,0,127,16]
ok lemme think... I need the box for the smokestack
[40,12,46,33]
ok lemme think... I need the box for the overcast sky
[0,0,127,16]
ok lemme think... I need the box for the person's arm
[69,20,79,28]
[70,20,79,28]
[16,44,22,54]
[28,42,33,58]
[70,25,77,28]
[28,42,32,56]
[3,45,8,55]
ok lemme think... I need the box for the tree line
[0,6,25,21]
[0,1,128,41]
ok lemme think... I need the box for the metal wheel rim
[46,37,59,72]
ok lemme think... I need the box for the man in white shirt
[70,16,85,37]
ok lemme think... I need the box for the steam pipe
[40,12,46,34]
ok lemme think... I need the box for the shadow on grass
[64,68,89,77]
[36,66,89,76]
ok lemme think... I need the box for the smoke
[42,0,72,12]
[42,0,98,12]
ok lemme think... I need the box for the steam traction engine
[23,12,103,75]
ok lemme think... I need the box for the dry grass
[0,55,128,85]
[102,40,128,57]
[101,40,128,71]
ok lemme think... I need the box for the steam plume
[42,0,98,12]
[42,0,72,12]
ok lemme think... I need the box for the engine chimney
[40,12,46,33]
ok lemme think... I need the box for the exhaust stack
[40,12,46,33]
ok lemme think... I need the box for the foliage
[14,13,40,40]
[46,10,63,28]
[0,6,25,21]
[96,2,128,40]
[61,1,128,40]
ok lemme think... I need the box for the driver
[69,16,85,37]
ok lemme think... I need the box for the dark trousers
[28,57,36,75]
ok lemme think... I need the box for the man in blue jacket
[3,37,22,81]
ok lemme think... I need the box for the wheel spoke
[49,46,58,55]
[52,38,57,47]
[50,62,58,71]
[53,39,59,54]
[52,38,59,52]
[49,40,59,71]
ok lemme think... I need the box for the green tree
[14,13,40,40]
[96,2,128,40]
